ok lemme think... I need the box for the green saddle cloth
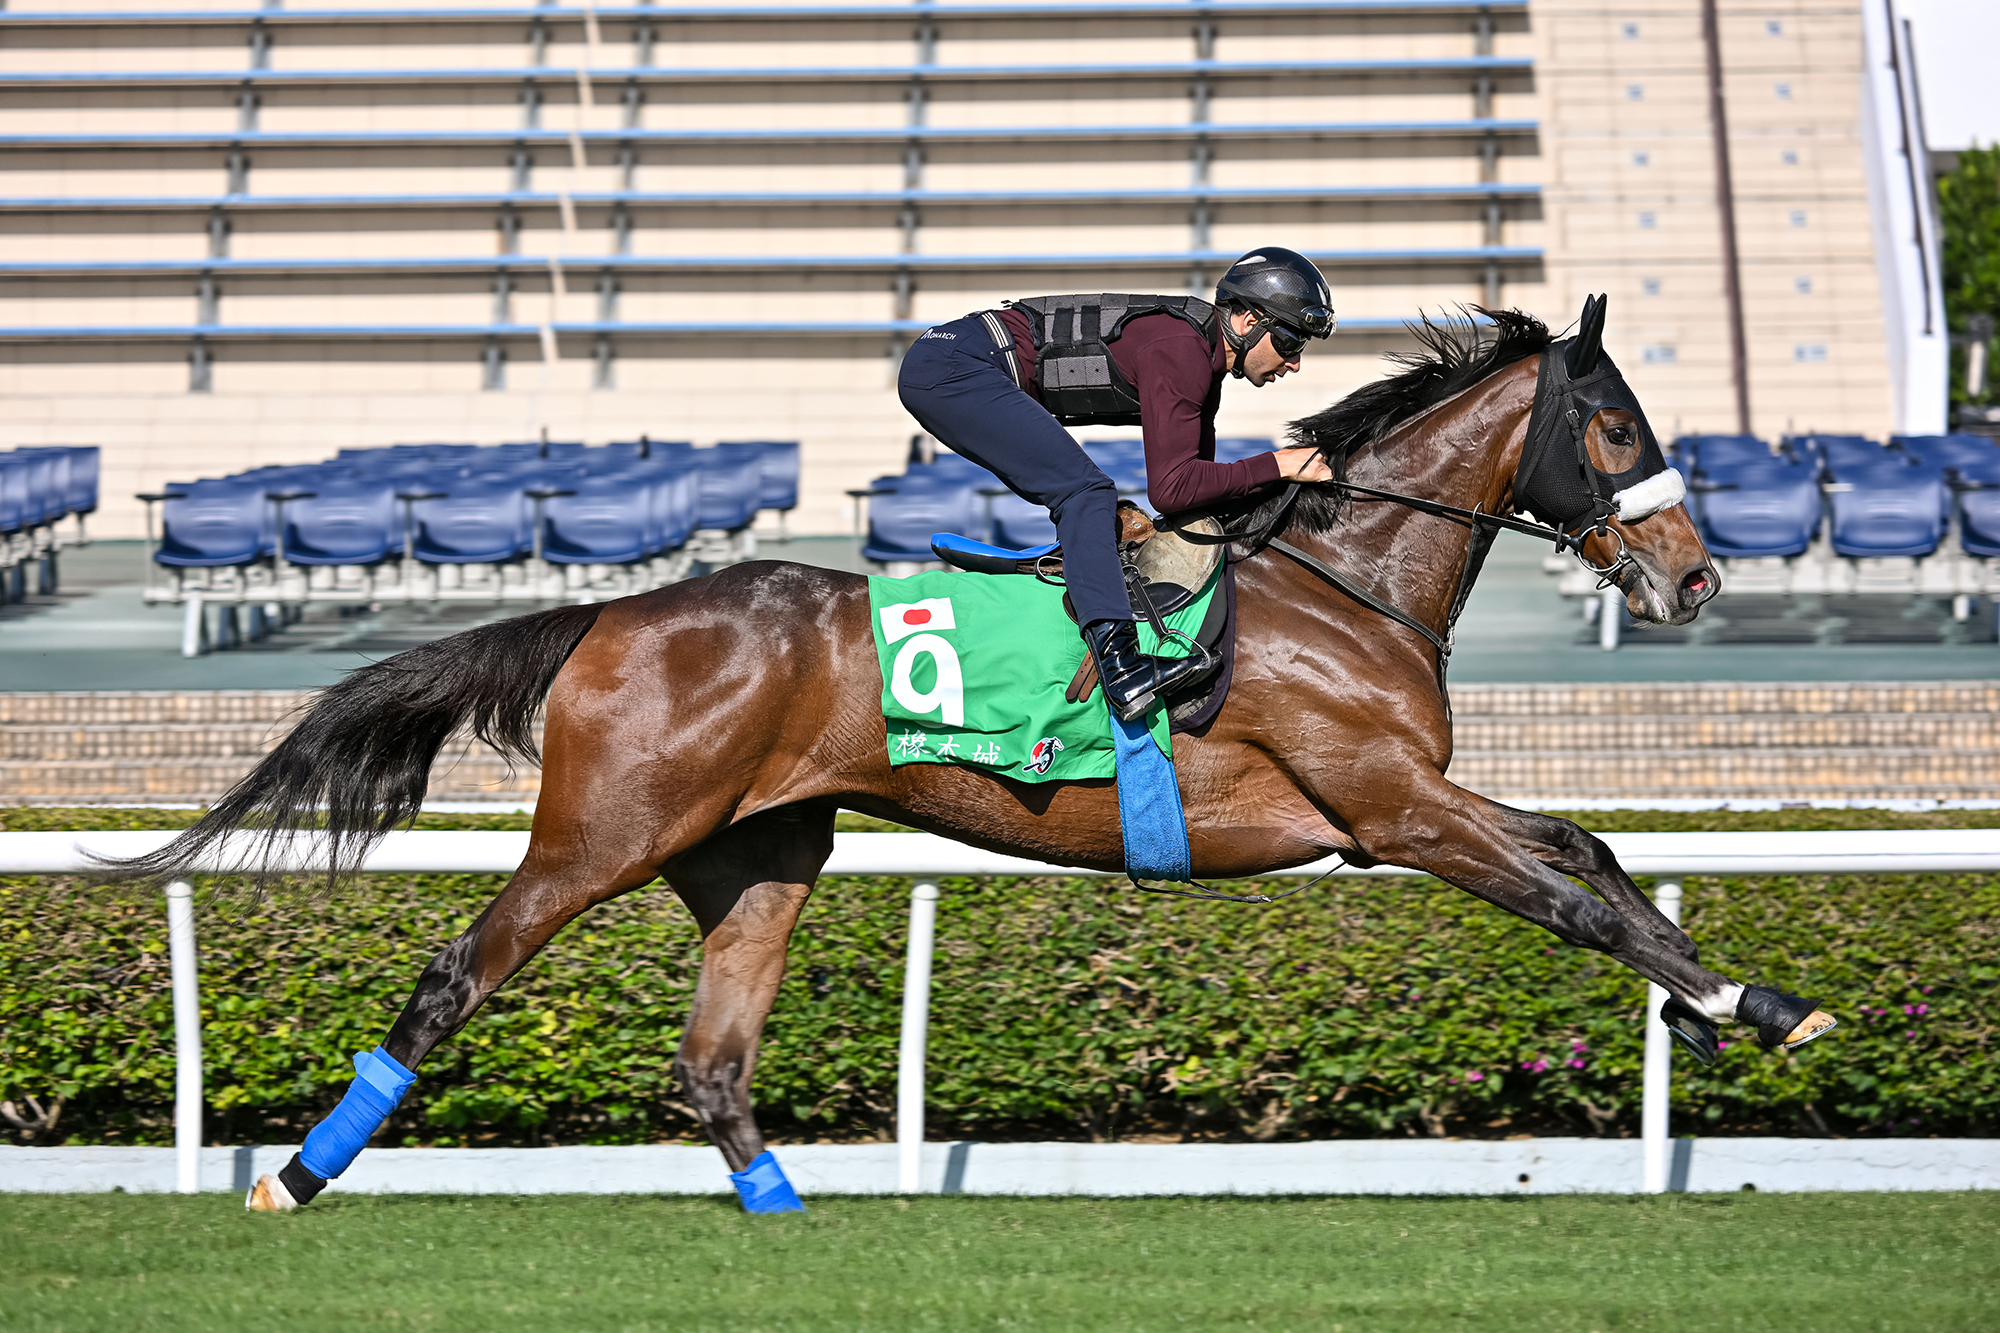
[868,565,1222,783]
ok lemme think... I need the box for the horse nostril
[1679,567,1716,603]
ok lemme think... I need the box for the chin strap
[1220,315,1257,379]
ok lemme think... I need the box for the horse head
[1521,294,1719,626]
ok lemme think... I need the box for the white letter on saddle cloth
[880,597,956,645]
[890,633,964,726]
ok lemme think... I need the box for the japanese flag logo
[880,597,956,645]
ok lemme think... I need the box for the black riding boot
[1083,618,1210,723]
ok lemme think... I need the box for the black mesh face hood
[1513,297,1671,535]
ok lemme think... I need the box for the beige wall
[1,0,1893,541]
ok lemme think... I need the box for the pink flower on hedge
[1571,1040,1589,1053]
[1465,1070,1484,1082]
[1566,1058,1587,1069]
[1521,1058,1551,1073]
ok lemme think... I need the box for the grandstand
[0,0,1913,540]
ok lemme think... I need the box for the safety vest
[1004,293,1219,426]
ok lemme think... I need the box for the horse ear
[1565,294,1607,377]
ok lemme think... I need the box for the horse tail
[109,602,603,889]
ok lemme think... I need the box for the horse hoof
[1660,996,1719,1066]
[245,1173,298,1213]
[1781,1009,1838,1052]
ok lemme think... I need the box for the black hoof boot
[1660,996,1720,1066]
[1083,619,1212,723]
[1737,985,1838,1051]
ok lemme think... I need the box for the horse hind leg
[246,816,670,1211]
[664,805,835,1211]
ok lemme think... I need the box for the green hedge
[2,806,1994,1146]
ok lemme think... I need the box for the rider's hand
[1273,447,1334,483]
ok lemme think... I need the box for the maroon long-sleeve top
[994,307,1283,515]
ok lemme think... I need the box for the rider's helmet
[1214,247,1337,377]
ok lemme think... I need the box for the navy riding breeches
[897,313,1131,627]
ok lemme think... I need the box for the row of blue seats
[153,440,798,569]
[858,438,1274,564]
[2,446,100,535]
[1677,433,2000,561]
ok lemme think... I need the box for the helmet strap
[1219,308,1260,380]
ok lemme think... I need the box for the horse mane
[1228,306,1553,538]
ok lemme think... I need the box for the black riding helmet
[1214,247,1336,378]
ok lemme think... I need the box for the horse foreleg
[664,807,834,1210]
[1472,798,1837,1059]
[1475,799,1698,959]
[245,827,665,1212]
[1350,782,1748,1024]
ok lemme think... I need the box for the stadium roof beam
[0,56,1532,91]
[0,1,1530,30]
[0,118,1540,153]
[0,183,1543,215]
[0,246,1542,279]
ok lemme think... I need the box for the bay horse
[120,304,1835,1210]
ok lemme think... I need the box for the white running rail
[10,827,1998,1195]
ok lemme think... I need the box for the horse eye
[1607,427,1633,446]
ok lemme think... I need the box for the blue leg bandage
[298,1046,417,1182]
[729,1150,806,1213]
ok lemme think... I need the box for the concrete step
[1452,747,2000,801]
[1453,712,2000,752]
[0,752,538,804]
[1449,681,2000,717]
[0,690,312,726]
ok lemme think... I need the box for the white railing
[9,827,1999,1196]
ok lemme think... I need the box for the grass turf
[3,1194,1995,1332]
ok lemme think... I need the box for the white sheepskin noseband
[1614,467,1687,522]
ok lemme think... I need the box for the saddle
[929,503,1237,729]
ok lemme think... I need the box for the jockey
[897,246,1337,722]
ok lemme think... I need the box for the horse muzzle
[1621,553,1719,625]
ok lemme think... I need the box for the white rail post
[896,880,940,1194]
[1642,879,1683,1193]
[1598,584,1623,650]
[166,880,204,1194]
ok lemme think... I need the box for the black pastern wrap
[1735,984,1821,1050]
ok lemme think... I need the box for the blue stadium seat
[13,449,66,526]
[1689,457,1820,559]
[863,470,984,563]
[156,480,266,568]
[541,473,652,565]
[409,479,528,564]
[720,440,801,513]
[693,443,765,532]
[1814,438,1945,559]
[277,477,399,566]
[24,446,100,517]
[1895,434,2000,488]
[987,490,1059,549]
[0,453,30,534]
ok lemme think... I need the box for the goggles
[1258,305,1336,358]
